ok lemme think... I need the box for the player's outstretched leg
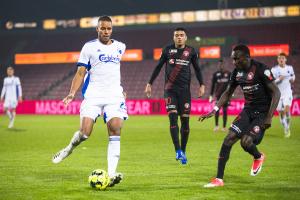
[52,131,88,164]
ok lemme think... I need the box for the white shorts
[277,95,293,111]
[4,99,18,109]
[80,98,128,123]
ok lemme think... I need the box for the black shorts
[229,109,267,145]
[164,89,191,115]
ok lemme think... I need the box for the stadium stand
[0,22,299,100]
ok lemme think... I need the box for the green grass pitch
[0,115,300,200]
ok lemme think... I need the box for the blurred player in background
[271,53,295,138]
[145,27,205,165]
[199,44,280,187]
[1,66,22,128]
[209,59,231,132]
[52,16,127,187]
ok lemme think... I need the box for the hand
[198,85,205,97]
[18,96,23,103]
[63,93,75,107]
[144,83,152,98]
[198,110,216,122]
[289,78,295,83]
[279,75,285,81]
[123,91,127,99]
[262,117,272,130]
[208,95,213,103]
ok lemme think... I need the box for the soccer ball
[88,169,110,190]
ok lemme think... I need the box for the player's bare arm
[198,84,235,122]
[63,66,86,106]
[198,85,205,97]
[144,83,152,98]
[262,81,281,129]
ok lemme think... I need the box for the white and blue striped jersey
[271,65,295,97]
[1,76,22,101]
[77,39,126,101]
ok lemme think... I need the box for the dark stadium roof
[1,0,299,21]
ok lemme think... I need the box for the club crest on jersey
[184,103,190,109]
[183,50,189,57]
[169,59,175,64]
[253,126,260,134]
[247,72,254,80]
[99,54,121,63]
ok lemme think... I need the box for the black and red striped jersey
[149,44,203,91]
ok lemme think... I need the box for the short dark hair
[233,44,250,57]
[174,27,187,33]
[98,15,112,22]
[278,52,287,57]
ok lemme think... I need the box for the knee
[223,131,238,146]
[240,136,253,151]
[107,118,123,135]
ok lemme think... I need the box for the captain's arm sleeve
[148,47,167,85]
[191,48,204,86]
[261,66,275,84]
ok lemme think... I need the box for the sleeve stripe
[77,62,89,68]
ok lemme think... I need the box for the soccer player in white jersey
[52,16,127,187]
[271,53,295,138]
[1,66,22,128]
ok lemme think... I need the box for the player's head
[173,27,187,48]
[231,44,251,70]
[277,52,287,67]
[218,59,224,70]
[7,66,14,76]
[96,15,113,44]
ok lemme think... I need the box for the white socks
[107,136,120,177]
[66,131,88,152]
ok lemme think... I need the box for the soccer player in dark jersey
[199,44,280,187]
[144,27,205,165]
[209,59,231,132]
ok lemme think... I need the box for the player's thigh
[246,113,267,145]
[4,99,17,110]
[80,99,102,123]
[103,101,128,124]
[229,109,250,139]
[164,90,178,113]
[177,89,191,116]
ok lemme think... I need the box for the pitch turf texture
[0,115,300,200]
